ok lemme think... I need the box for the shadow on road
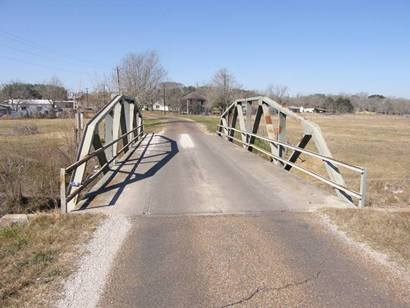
[79,133,179,210]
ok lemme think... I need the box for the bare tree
[115,51,167,107]
[0,84,5,103]
[265,84,289,104]
[90,73,112,109]
[44,76,67,101]
[211,68,239,111]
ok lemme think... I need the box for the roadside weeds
[56,215,131,308]
[0,212,103,307]
[320,208,410,275]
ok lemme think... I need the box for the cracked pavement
[221,270,322,307]
[88,119,409,307]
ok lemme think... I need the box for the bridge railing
[217,96,367,207]
[60,95,144,213]
[217,125,367,207]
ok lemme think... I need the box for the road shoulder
[55,215,130,308]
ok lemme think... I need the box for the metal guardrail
[217,125,367,207]
[60,95,144,213]
[217,96,368,207]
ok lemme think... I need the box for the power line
[0,54,100,79]
[0,30,111,71]
[0,42,97,72]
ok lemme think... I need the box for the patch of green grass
[143,118,168,133]
[181,115,219,133]
[0,213,102,307]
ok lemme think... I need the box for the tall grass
[0,120,77,216]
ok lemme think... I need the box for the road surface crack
[220,270,321,307]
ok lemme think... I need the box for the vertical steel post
[123,100,131,143]
[248,104,262,152]
[221,116,229,140]
[245,100,252,144]
[104,111,114,161]
[129,103,135,141]
[278,112,287,159]
[120,100,129,153]
[228,105,238,142]
[359,168,368,208]
[60,168,67,213]
[261,102,279,161]
[112,103,122,162]
[236,102,247,147]
[137,113,142,138]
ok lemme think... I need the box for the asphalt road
[88,119,409,307]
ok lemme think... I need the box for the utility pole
[86,88,89,107]
[163,84,166,115]
[223,76,227,110]
[74,93,83,151]
[116,67,121,95]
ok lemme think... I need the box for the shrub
[10,124,39,135]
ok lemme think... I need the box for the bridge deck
[79,119,408,307]
[82,118,345,215]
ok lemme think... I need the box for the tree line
[0,77,68,102]
[110,51,410,114]
[286,93,410,114]
[2,50,410,115]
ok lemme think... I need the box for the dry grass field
[0,119,77,216]
[296,114,410,208]
[321,208,410,271]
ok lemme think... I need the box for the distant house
[288,106,301,113]
[153,100,171,112]
[300,106,327,113]
[54,100,75,109]
[6,99,54,117]
[288,106,328,113]
[54,100,75,116]
[181,92,207,114]
[300,106,316,113]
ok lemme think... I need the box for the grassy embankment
[0,118,104,307]
[0,119,76,216]
[0,213,102,307]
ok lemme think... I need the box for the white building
[7,99,54,117]
[299,106,315,113]
[153,100,171,112]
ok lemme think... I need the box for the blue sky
[1,0,409,97]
